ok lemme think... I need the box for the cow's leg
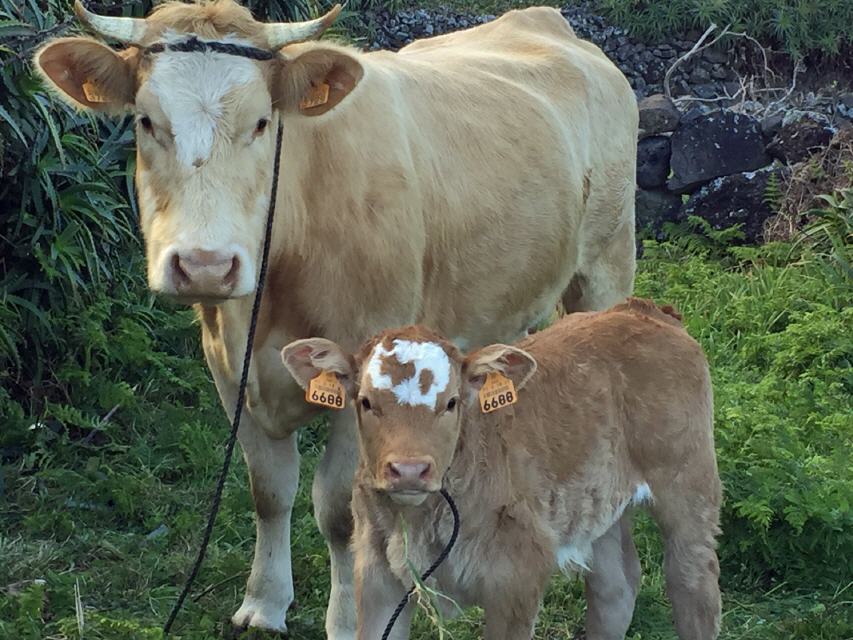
[315,406,360,639]
[584,515,640,639]
[651,474,722,640]
[232,419,300,632]
[563,216,636,313]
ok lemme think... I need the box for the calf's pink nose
[387,459,433,483]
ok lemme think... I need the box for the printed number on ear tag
[479,372,517,414]
[306,370,346,410]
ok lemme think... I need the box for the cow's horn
[74,0,148,45]
[264,4,342,49]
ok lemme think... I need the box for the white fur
[147,34,260,168]
[365,340,451,409]
[633,482,654,504]
[557,542,592,572]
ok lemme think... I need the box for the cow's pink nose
[172,249,239,295]
[387,459,433,484]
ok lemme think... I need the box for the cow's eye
[360,397,371,412]
[446,397,458,412]
[138,115,153,133]
[254,118,269,135]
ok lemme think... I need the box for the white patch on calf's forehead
[365,340,451,409]
[147,38,261,168]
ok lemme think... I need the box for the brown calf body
[283,298,722,640]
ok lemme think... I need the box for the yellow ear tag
[479,372,517,414]
[299,82,330,110]
[82,81,108,103]
[306,370,346,410]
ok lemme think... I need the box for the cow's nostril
[419,463,432,480]
[172,253,190,283]
[224,256,240,284]
[387,462,401,479]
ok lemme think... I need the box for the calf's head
[34,1,359,302]
[282,327,537,505]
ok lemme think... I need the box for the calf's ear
[463,345,538,397]
[34,37,137,112]
[281,338,356,395]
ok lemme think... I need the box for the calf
[282,298,722,640]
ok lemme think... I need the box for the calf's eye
[446,398,458,412]
[138,115,153,133]
[360,397,371,411]
[254,118,269,135]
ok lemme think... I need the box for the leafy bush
[595,0,853,56]
[637,216,852,586]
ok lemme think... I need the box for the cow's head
[34,1,357,302]
[282,326,538,505]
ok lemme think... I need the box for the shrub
[637,218,852,586]
[595,0,853,56]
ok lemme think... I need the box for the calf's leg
[354,551,413,640]
[316,407,360,640]
[232,419,299,632]
[483,588,542,640]
[584,515,640,639]
[651,470,722,640]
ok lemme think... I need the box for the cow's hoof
[231,596,288,635]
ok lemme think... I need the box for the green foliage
[638,220,852,587]
[595,0,853,56]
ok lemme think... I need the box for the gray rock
[668,110,770,193]
[681,166,787,242]
[690,66,711,83]
[636,188,683,232]
[692,84,718,99]
[839,94,853,120]
[637,136,672,189]
[703,47,729,65]
[638,94,681,136]
[767,111,835,163]
[761,112,785,140]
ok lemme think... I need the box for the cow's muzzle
[169,248,241,299]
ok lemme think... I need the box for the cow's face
[282,328,537,507]
[34,1,354,303]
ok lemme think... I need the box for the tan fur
[34,3,639,634]
[287,299,721,639]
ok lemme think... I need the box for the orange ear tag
[82,81,108,103]
[299,82,330,110]
[479,372,517,414]
[306,370,346,410]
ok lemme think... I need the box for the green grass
[2,214,851,639]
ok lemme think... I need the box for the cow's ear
[277,46,363,116]
[34,37,137,112]
[281,338,356,395]
[463,344,538,399]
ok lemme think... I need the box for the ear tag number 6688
[307,370,346,410]
[479,372,517,413]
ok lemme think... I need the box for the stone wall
[636,95,844,242]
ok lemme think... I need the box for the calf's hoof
[231,596,288,635]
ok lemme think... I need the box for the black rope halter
[143,35,277,60]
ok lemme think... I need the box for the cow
[34,1,638,635]
[282,298,722,640]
